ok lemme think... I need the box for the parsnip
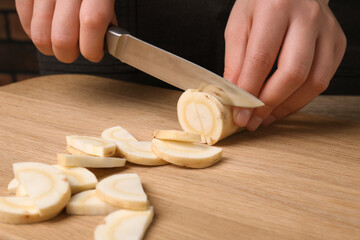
[116,141,168,166]
[66,135,116,157]
[66,190,120,216]
[52,165,98,194]
[96,173,148,211]
[15,184,28,197]
[177,89,241,145]
[101,126,137,142]
[0,197,52,224]
[57,153,126,168]
[94,207,154,240]
[152,129,202,143]
[151,139,222,168]
[66,145,95,156]
[13,162,71,217]
[7,178,19,195]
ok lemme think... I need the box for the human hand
[224,0,346,131]
[15,0,117,63]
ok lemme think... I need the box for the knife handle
[105,26,130,55]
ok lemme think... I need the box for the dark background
[0,0,359,95]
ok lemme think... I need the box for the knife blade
[106,26,264,108]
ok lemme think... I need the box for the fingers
[231,2,288,127]
[79,0,115,62]
[223,0,251,84]
[246,18,318,131]
[267,35,336,122]
[52,0,81,63]
[15,0,34,37]
[31,0,56,55]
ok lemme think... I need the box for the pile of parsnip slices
[0,123,224,239]
[0,87,242,239]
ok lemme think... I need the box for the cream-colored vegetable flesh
[66,135,116,157]
[116,141,168,166]
[94,207,154,240]
[101,126,137,142]
[152,129,202,143]
[52,165,98,194]
[177,89,241,145]
[151,138,222,168]
[13,162,71,217]
[96,173,148,210]
[66,190,121,216]
[57,153,126,168]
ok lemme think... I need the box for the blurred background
[0,0,359,95]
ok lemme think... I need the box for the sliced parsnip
[15,184,28,197]
[94,207,154,240]
[152,129,202,143]
[57,153,126,168]
[13,162,71,217]
[0,197,50,224]
[7,178,29,197]
[66,190,121,216]
[7,178,18,195]
[96,173,148,210]
[66,145,95,156]
[66,135,116,157]
[101,126,137,142]
[116,141,168,166]
[52,165,98,194]
[151,139,222,168]
[177,89,241,145]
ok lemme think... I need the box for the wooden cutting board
[0,74,359,240]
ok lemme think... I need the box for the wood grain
[0,74,359,240]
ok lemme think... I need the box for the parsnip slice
[7,178,29,197]
[52,165,98,194]
[0,197,50,224]
[57,153,126,168]
[152,129,202,143]
[66,135,116,157]
[101,126,137,142]
[66,190,120,216]
[16,184,28,197]
[66,145,95,156]
[13,162,71,217]
[94,207,154,240]
[7,178,18,195]
[116,141,168,166]
[151,139,222,168]
[96,173,148,210]
[177,89,241,145]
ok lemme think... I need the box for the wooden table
[0,74,359,240]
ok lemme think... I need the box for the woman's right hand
[15,0,117,63]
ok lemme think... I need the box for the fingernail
[234,109,251,127]
[247,115,263,131]
[262,115,276,126]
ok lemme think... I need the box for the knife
[105,26,264,108]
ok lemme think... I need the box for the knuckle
[52,35,77,49]
[339,32,347,49]
[283,63,309,85]
[224,24,249,43]
[310,77,330,93]
[269,0,289,11]
[80,11,109,29]
[305,0,322,22]
[31,33,51,48]
[247,49,271,70]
